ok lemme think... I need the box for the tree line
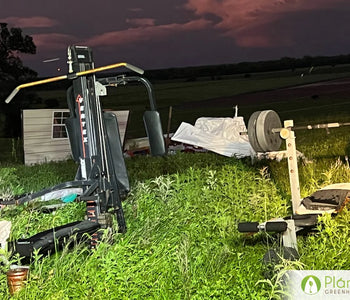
[145,55,350,81]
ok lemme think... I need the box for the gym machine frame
[0,45,166,259]
[239,110,350,261]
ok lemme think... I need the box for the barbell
[246,110,350,153]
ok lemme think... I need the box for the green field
[31,65,350,139]
[1,67,350,298]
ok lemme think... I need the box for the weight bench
[239,110,350,262]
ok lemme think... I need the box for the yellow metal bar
[5,75,67,103]
[76,62,144,77]
[4,62,144,103]
[17,75,68,89]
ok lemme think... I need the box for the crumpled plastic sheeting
[171,117,254,158]
[195,117,248,142]
[0,220,11,249]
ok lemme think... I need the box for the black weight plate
[247,111,264,152]
[256,110,282,152]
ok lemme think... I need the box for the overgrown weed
[0,151,349,298]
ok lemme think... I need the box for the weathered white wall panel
[22,109,128,165]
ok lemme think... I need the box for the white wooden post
[280,120,301,215]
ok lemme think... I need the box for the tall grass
[0,156,282,299]
[0,148,349,299]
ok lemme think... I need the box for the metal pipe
[271,122,350,133]
[4,63,144,104]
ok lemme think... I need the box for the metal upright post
[280,120,301,215]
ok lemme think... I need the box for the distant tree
[0,23,38,138]
[0,23,37,81]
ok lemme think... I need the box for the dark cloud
[0,16,58,28]
[1,0,350,76]
[85,19,211,47]
[185,0,348,47]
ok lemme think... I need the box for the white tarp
[171,116,254,158]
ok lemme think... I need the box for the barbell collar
[279,128,290,140]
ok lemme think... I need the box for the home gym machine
[238,110,350,262]
[0,45,166,259]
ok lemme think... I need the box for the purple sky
[1,0,350,76]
